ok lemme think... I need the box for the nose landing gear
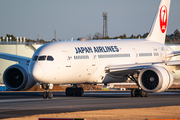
[41,84,53,99]
[43,91,53,99]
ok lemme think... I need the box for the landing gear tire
[43,92,48,99]
[131,88,136,97]
[66,88,74,96]
[135,89,139,97]
[74,87,84,96]
[139,89,146,97]
[131,88,148,97]
[145,92,149,97]
[66,87,84,96]
[48,92,53,99]
[43,91,53,99]
[131,88,139,97]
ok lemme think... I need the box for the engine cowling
[138,66,173,93]
[3,64,36,91]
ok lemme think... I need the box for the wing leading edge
[0,52,31,65]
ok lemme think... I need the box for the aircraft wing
[166,51,180,57]
[0,52,31,65]
[105,63,152,73]
[166,60,180,66]
[166,60,180,70]
[105,60,180,74]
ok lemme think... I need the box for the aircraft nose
[30,63,44,81]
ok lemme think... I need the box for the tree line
[0,34,49,43]
[88,29,180,44]
[1,29,180,44]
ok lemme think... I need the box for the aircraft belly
[102,74,127,83]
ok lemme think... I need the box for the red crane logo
[159,5,167,33]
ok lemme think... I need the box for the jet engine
[138,66,173,93]
[3,64,36,91]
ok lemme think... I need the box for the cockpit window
[47,56,54,61]
[32,55,38,61]
[32,55,54,61]
[38,56,46,61]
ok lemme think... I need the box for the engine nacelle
[3,64,36,91]
[138,66,173,93]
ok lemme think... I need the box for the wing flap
[0,52,31,64]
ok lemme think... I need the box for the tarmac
[0,91,180,119]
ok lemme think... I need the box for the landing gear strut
[65,84,84,96]
[41,84,53,99]
[127,73,149,97]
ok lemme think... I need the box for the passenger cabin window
[139,53,152,57]
[47,56,54,61]
[38,56,46,61]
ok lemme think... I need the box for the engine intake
[138,66,173,93]
[141,70,159,90]
[3,64,36,91]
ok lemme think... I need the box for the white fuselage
[29,39,173,84]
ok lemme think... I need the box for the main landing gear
[127,73,149,97]
[131,88,149,97]
[65,84,84,96]
[41,84,53,99]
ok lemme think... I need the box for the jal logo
[159,5,167,33]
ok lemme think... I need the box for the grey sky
[0,0,180,41]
